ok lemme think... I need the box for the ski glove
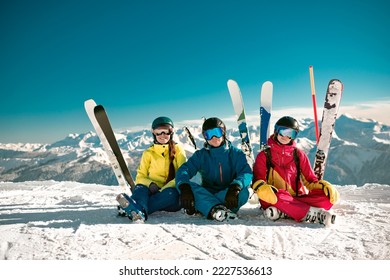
[252,180,278,204]
[179,184,195,214]
[318,180,340,204]
[225,184,241,209]
[149,182,159,195]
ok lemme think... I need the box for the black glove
[179,183,195,214]
[149,182,159,195]
[225,184,241,209]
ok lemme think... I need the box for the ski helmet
[274,116,299,139]
[152,116,174,129]
[202,117,226,139]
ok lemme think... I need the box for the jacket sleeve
[135,150,153,187]
[230,148,253,189]
[175,150,202,192]
[162,144,187,189]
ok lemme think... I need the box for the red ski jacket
[253,135,319,196]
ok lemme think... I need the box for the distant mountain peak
[0,114,389,186]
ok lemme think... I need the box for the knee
[133,184,149,195]
[134,184,148,190]
[162,187,179,198]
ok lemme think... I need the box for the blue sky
[1,0,389,143]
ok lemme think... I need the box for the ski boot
[116,193,147,222]
[263,206,288,221]
[117,205,128,217]
[303,207,336,226]
[209,205,237,222]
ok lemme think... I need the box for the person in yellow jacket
[119,116,187,222]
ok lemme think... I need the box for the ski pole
[309,66,320,143]
[184,126,197,149]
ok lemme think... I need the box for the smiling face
[152,126,172,144]
[154,133,170,144]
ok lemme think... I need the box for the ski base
[313,79,343,179]
[260,81,273,149]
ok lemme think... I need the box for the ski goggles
[275,125,299,139]
[203,127,224,140]
[153,128,173,136]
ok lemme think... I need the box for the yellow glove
[252,180,278,204]
[310,180,340,204]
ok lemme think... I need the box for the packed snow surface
[0,181,389,260]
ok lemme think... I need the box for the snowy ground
[0,180,389,261]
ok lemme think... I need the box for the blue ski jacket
[176,141,252,193]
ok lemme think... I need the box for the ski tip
[261,81,273,90]
[328,79,343,92]
[93,104,105,114]
[227,79,237,86]
[84,99,97,109]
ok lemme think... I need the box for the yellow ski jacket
[135,143,187,191]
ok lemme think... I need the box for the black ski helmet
[202,117,226,137]
[274,116,299,133]
[152,116,174,129]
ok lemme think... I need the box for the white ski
[84,99,132,193]
[313,79,343,180]
[227,79,254,164]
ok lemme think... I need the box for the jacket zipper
[281,146,288,191]
[219,163,223,183]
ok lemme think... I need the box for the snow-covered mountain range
[1,114,389,186]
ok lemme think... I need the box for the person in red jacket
[252,116,340,226]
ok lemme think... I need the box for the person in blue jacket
[175,117,253,221]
